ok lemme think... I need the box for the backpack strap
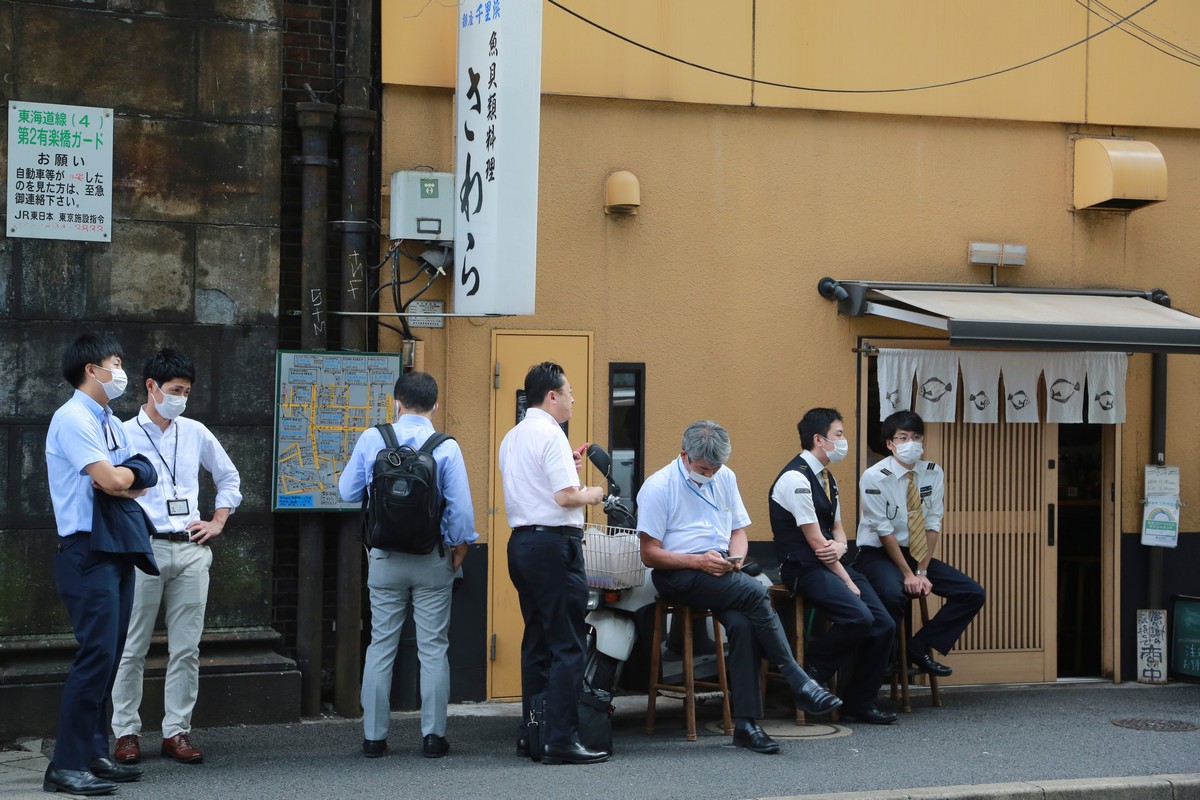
[418,431,454,454]
[376,422,401,451]
[417,431,454,558]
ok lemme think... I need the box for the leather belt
[152,532,195,543]
[512,525,584,537]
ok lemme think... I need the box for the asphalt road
[37,682,1200,800]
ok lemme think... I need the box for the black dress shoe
[732,720,780,755]
[805,664,834,691]
[362,738,387,758]
[793,678,844,716]
[541,741,610,765]
[89,756,143,782]
[839,705,899,725]
[42,765,116,796]
[422,734,450,758]
[516,737,531,759]
[908,646,953,677]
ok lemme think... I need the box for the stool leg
[646,599,665,735]
[794,597,806,725]
[682,607,697,742]
[920,596,942,708]
[712,617,732,735]
[899,607,912,713]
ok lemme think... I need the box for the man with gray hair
[637,421,842,755]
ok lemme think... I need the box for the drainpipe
[295,99,337,717]
[1147,289,1170,610]
[332,0,378,719]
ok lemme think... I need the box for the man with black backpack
[339,371,476,760]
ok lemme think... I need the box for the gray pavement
[2,681,1198,800]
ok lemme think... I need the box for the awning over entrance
[820,282,1200,353]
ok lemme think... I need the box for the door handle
[1047,503,1056,547]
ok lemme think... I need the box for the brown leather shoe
[114,734,141,764]
[161,732,204,764]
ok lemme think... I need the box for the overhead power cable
[546,0,1163,94]
[1074,0,1200,67]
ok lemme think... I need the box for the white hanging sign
[7,101,114,242]
[453,0,542,315]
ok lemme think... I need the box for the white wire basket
[582,525,646,590]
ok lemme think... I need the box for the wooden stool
[645,598,733,741]
[761,584,838,725]
[890,594,943,712]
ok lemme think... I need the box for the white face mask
[823,438,849,464]
[894,440,924,464]
[689,470,714,487]
[153,383,188,419]
[94,365,128,401]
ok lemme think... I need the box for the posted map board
[273,350,402,511]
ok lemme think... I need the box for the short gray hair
[681,420,731,465]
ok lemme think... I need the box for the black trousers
[783,562,895,711]
[651,568,798,720]
[507,529,587,748]
[52,533,135,771]
[855,546,985,656]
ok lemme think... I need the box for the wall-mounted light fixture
[604,170,640,215]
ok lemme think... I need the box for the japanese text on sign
[7,101,114,242]
[454,0,541,315]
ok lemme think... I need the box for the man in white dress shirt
[111,348,242,766]
[499,361,608,765]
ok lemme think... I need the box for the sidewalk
[2,682,1197,800]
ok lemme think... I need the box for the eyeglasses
[891,434,924,443]
[103,420,122,452]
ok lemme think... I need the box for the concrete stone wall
[0,0,292,738]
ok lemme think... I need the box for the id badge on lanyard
[167,498,190,517]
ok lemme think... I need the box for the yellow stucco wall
[382,0,1200,127]
[380,82,1200,542]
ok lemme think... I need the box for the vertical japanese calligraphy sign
[454,0,542,315]
[7,101,115,242]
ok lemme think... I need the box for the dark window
[608,363,645,512]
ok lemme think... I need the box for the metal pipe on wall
[1148,289,1170,610]
[295,100,337,717]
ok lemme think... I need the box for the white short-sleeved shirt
[769,450,842,527]
[636,456,751,554]
[498,407,582,528]
[856,455,945,549]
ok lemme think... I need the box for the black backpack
[362,424,453,555]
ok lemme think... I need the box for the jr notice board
[272,350,402,511]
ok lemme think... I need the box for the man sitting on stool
[638,420,841,756]
[856,410,985,679]
[770,408,897,724]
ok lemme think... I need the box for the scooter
[580,445,656,693]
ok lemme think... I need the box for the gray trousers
[361,546,454,741]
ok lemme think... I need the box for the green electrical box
[1170,595,1200,681]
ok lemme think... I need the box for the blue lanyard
[678,459,721,512]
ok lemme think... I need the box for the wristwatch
[914,569,928,576]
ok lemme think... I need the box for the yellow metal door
[488,331,593,700]
[923,420,1059,683]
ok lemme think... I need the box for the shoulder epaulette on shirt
[927,463,936,470]
[880,468,893,476]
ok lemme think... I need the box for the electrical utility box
[389,171,454,241]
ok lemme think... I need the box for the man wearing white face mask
[111,348,242,766]
[856,410,984,678]
[769,408,897,725]
[638,420,841,756]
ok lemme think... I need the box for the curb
[759,774,1200,800]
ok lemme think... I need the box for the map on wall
[273,350,402,511]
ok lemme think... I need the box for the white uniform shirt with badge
[498,407,583,528]
[770,450,842,527]
[636,456,751,554]
[123,408,242,533]
[856,454,944,549]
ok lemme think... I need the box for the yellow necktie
[822,469,833,502]
[905,471,929,563]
